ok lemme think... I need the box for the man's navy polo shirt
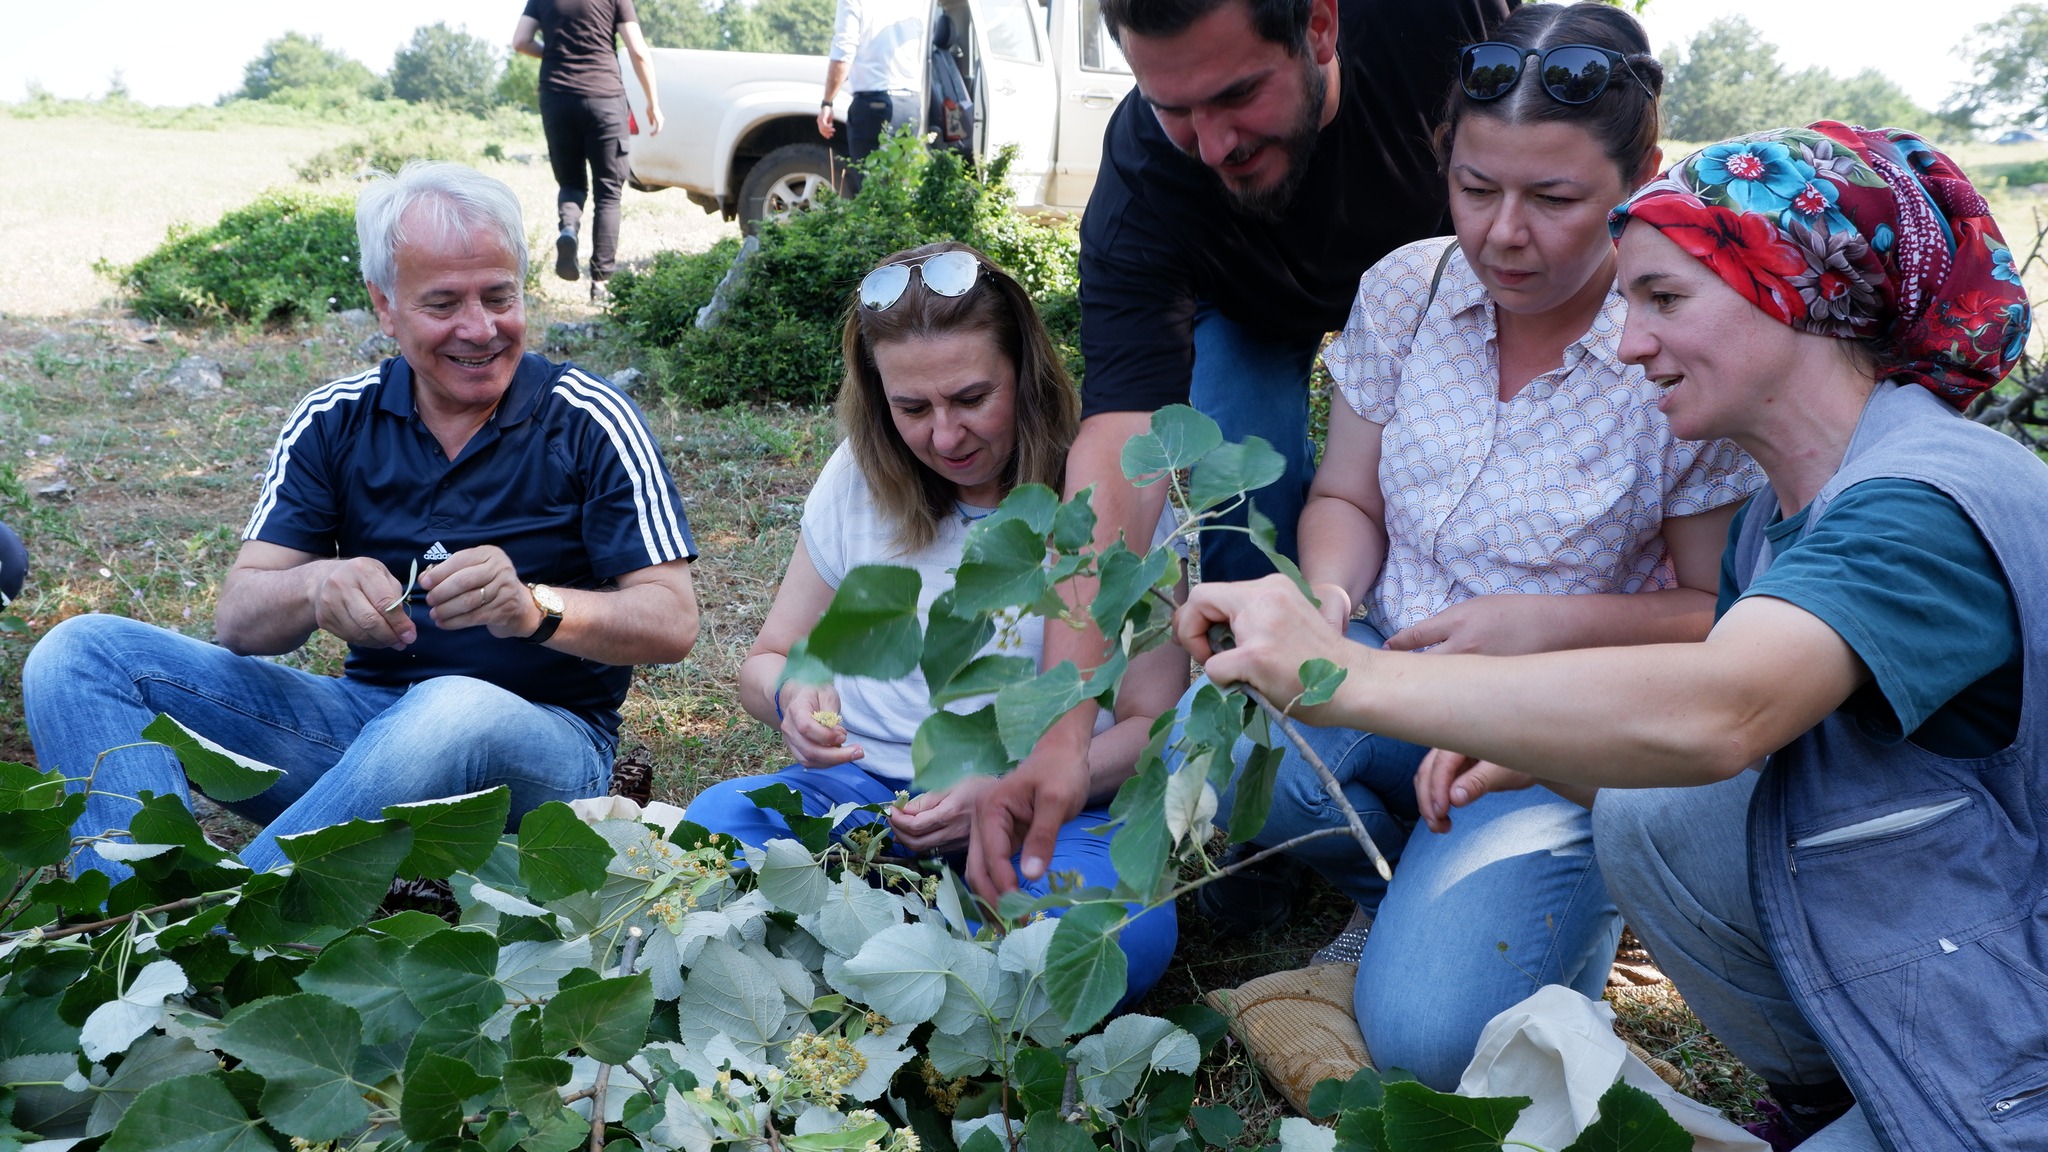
[242,352,695,736]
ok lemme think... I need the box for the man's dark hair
[1099,0,1313,54]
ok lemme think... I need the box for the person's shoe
[1193,843,1303,935]
[555,229,580,281]
[1310,905,1372,965]
[590,279,611,306]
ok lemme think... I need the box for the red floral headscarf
[1609,120,2030,408]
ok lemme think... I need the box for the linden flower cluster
[842,1110,922,1152]
[622,838,733,931]
[783,1031,869,1105]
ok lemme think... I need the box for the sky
[0,0,2019,116]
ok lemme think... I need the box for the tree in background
[495,49,542,112]
[1662,16,1939,142]
[726,0,835,55]
[390,23,502,116]
[636,0,726,49]
[635,0,834,54]
[1947,4,2048,130]
[234,31,389,108]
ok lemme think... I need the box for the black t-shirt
[524,0,640,98]
[1078,0,1512,416]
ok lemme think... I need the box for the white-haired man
[25,162,698,880]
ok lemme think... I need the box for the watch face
[532,584,565,614]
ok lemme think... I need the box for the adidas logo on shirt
[422,541,451,562]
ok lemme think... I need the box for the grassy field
[52,99,2048,1135]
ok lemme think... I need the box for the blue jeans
[24,614,614,879]
[1172,621,1622,1089]
[1187,305,1319,583]
[686,765,1178,1005]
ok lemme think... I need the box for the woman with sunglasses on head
[1176,121,2036,1151]
[684,241,1187,999]
[1186,1,1763,1089]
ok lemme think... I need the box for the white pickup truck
[619,0,1136,226]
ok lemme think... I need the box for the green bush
[297,120,480,182]
[102,189,368,323]
[610,132,1081,406]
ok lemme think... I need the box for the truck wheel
[739,144,837,233]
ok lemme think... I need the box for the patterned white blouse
[1324,237,1765,641]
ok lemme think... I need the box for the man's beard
[1199,55,1327,221]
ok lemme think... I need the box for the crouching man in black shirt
[967,0,1511,902]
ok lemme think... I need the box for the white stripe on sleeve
[553,371,690,564]
[242,369,378,540]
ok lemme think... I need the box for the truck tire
[738,144,837,233]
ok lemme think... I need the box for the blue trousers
[1175,620,1622,1089]
[1187,305,1320,583]
[686,765,1178,1004]
[24,614,614,879]
[1594,776,1880,1150]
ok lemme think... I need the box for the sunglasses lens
[1540,47,1612,104]
[1460,43,1524,100]
[860,264,912,310]
[920,251,980,297]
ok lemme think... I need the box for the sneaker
[555,229,579,281]
[1310,905,1372,965]
[590,279,611,306]
[1194,843,1303,935]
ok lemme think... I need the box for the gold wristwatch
[522,583,564,644]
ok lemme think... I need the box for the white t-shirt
[828,0,926,94]
[1323,238,1765,640]
[799,441,1180,783]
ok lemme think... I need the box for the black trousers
[539,89,632,280]
[845,89,920,195]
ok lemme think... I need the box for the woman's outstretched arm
[1177,575,1867,790]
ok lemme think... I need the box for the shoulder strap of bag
[1409,240,1457,347]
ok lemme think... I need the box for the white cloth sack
[1457,984,1767,1152]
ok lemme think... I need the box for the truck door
[960,0,1057,207]
[1047,0,1134,208]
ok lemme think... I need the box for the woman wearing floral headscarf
[1168,120,2039,1152]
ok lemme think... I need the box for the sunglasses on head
[859,250,984,311]
[1459,42,1653,106]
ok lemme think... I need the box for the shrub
[390,22,502,117]
[102,189,368,323]
[297,120,480,182]
[610,132,1081,407]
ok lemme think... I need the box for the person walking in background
[514,0,664,303]
[817,0,927,194]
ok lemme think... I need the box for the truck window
[1080,0,1130,73]
[983,0,1042,62]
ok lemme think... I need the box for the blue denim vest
[1731,382,2048,1151]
